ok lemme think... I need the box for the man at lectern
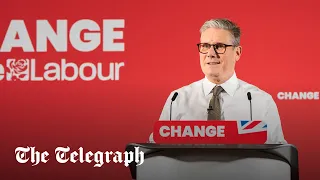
[151,18,286,144]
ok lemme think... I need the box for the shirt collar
[203,72,239,97]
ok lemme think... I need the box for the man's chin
[207,72,220,78]
[205,73,223,84]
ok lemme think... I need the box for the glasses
[197,43,234,54]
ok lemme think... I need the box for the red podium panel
[153,120,267,144]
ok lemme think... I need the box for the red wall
[0,0,319,179]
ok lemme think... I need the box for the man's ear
[235,46,242,61]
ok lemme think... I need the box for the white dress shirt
[152,72,287,144]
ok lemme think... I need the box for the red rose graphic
[9,59,28,74]
[8,59,28,80]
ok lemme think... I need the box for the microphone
[170,92,178,121]
[247,92,252,121]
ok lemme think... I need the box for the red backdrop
[1,0,319,179]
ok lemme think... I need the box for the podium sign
[153,120,267,144]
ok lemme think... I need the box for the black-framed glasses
[197,43,234,54]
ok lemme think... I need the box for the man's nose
[207,46,217,58]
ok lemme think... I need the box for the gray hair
[200,18,241,46]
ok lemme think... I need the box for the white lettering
[171,126,181,137]
[194,126,205,137]
[105,151,112,163]
[31,59,43,81]
[37,20,67,52]
[15,146,144,167]
[206,126,216,137]
[0,64,4,81]
[182,126,193,137]
[93,151,104,167]
[299,92,307,99]
[79,147,84,163]
[113,151,123,163]
[123,151,133,167]
[70,151,78,163]
[42,151,50,164]
[15,147,30,164]
[61,59,78,81]
[135,147,144,166]
[0,19,125,52]
[85,151,93,163]
[115,62,124,80]
[278,92,320,100]
[15,146,49,166]
[2,58,125,81]
[277,92,284,100]
[285,92,292,99]
[103,20,125,51]
[307,92,313,100]
[70,20,101,52]
[97,62,113,80]
[292,92,299,99]
[162,125,226,137]
[44,63,60,81]
[159,126,170,137]
[55,146,70,164]
[1,20,34,52]
[79,63,96,81]
[217,126,225,137]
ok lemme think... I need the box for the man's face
[199,28,241,83]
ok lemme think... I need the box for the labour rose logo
[6,59,29,81]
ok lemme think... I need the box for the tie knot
[212,86,224,96]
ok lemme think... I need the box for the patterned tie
[207,86,224,120]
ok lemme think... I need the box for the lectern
[126,143,299,180]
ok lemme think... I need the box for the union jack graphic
[237,120,267,134]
